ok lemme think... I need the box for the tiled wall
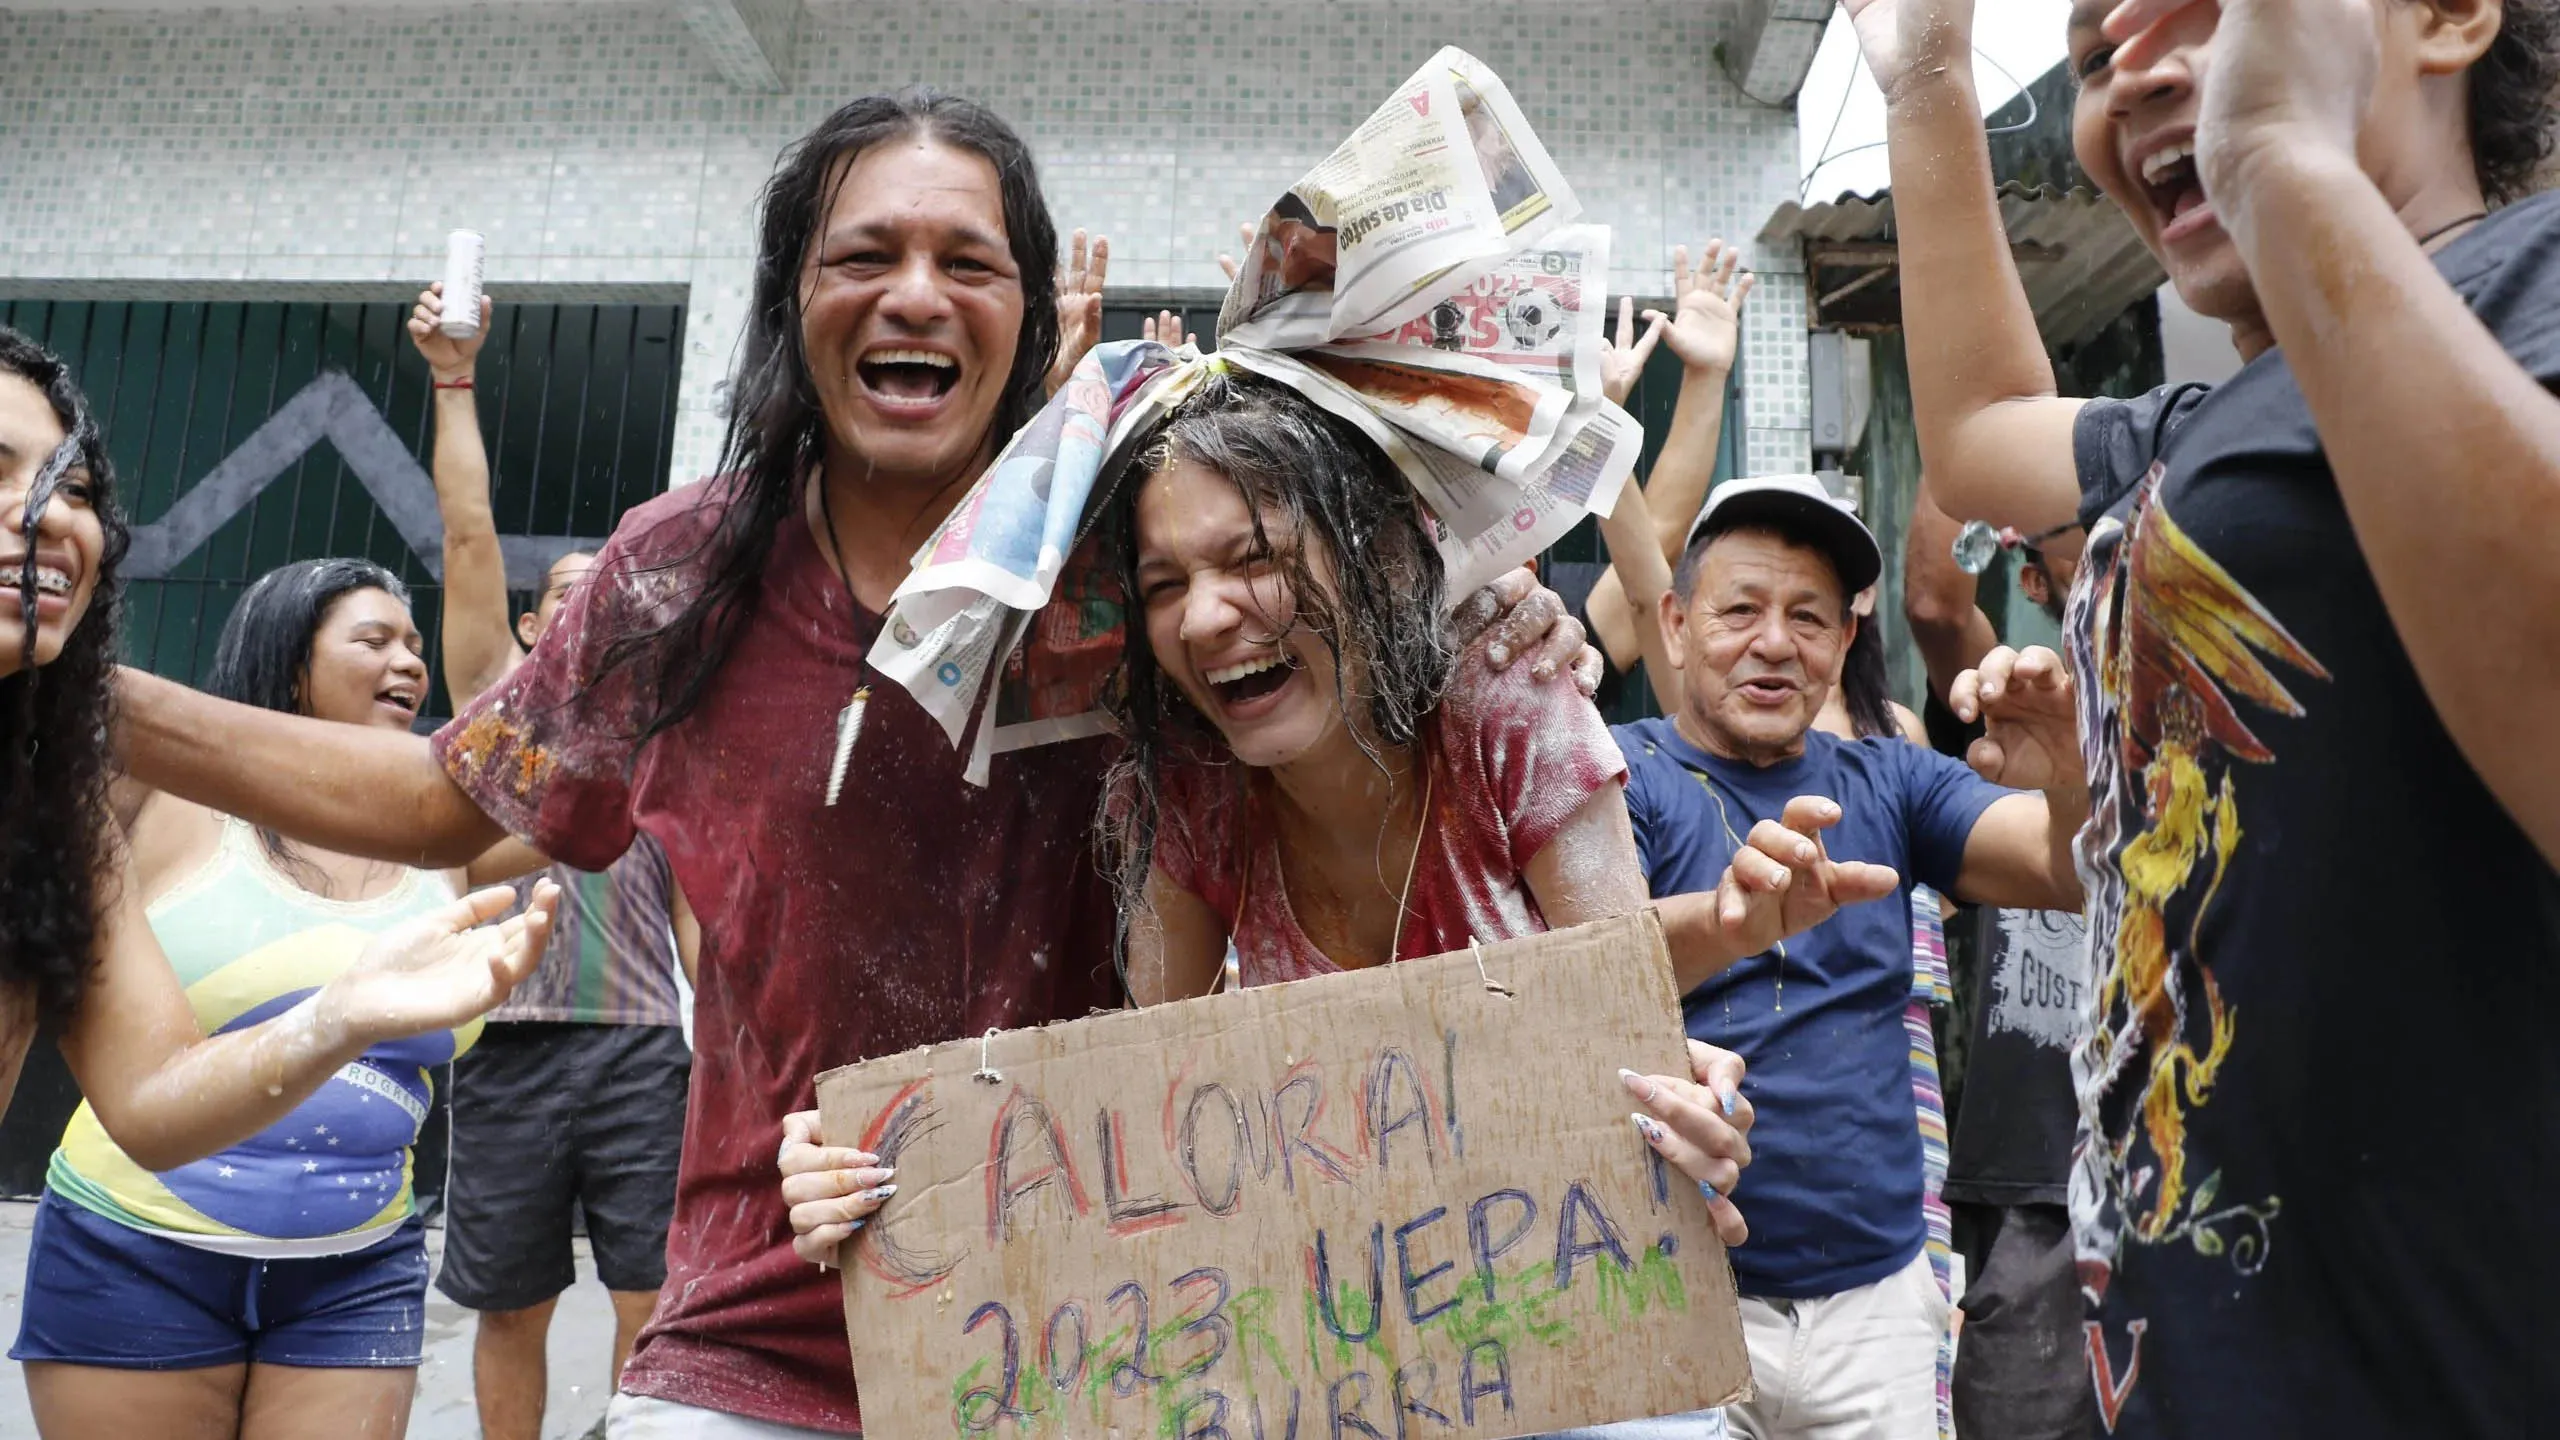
[0,0,1811,485]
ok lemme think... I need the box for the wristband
[433,376,474,391]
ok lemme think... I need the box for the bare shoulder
[125,791,225,904]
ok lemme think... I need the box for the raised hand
[1046,230,1110,397]
[1843,0,1980,100]
[1216,221,1257,283]
[1650,239,1754,376]
[407,283,491,381]
[1710,795,1902,960]
[315,882,556,1047]
[1141,308,1197,350]
[780,1108,899,1266]
[2102,0,2376,212]
[1951,645,2084,793]
[1599,295,1665,407]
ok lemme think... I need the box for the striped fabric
[490,831,683,1026]
[1907,884,1956,1440]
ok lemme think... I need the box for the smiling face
[299,586,429,731]
[1134,456,1357,771]
[1664,528,1851,767]
[798,137,1026,493]
[0,373,105,680]
[2068,1,2483,344]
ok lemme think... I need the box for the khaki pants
[1726,1248,1949,1440]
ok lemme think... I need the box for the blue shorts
[10,1191,429,1370]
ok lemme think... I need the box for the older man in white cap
[1610,475,2089,1440]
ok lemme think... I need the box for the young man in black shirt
[1854,0,2560,1434]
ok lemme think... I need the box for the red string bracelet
[433,376,474,391]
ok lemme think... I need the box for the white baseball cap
[1682,474,1883,595]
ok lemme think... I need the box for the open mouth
[0,559,75,602]
[1206,650,1299,708]
[856,347,960,407]
[1736,676,1798,706]
[2136,141,2210,236]
[375,685,420,717]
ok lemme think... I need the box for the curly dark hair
[0,325,130,1023]
[2469,0,2560,204]
[604,87,1062,741]
[1094,368,1453,947]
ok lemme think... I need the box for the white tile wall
[0,0,1810,485]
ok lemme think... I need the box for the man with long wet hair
[118,90,1593,1438]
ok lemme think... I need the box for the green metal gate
[0,294,686,720]
[0,292,685,1201]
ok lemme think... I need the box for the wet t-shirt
[1152,651,1629,983]
[2063,192,2560,1438]
[432,476,1121,1434]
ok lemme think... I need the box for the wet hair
[1096,369,1452,931]
[0,325,129,1022]
[2471,0,2560,204]
[604,88,1061,741]
[204,558,411,883]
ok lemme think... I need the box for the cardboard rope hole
[816,910,1752,1440]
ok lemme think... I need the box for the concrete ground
[0,1199,619,1439]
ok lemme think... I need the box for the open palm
[319,884,556,1047]
[1656,239,1753,374]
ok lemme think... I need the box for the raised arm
[408,285,521,708]
[1947,645,2089,911]
[1849,0,2087,532]
[2121,0,2560,865]
[1902,480,2003,705]
[62,870,553,1171]
[118,667,505,869]
[1635,241,1749,560]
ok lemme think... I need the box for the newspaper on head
[870,46,1643,785]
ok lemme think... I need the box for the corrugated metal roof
[1759,183,2165,347]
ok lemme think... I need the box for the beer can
[440,230,486,340]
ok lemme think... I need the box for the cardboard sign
[816,911,1751,1440]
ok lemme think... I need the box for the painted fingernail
[859,1184,898,1202]
[1718,1088,1738,1118]
[847,1218,865,1231]
[1631,1114,1668,1146]
[1697,1179,1723,1203]
[1618,1067,1660,1103]
[1487,644,1511,667]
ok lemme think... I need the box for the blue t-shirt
[1615,718,2010,1299]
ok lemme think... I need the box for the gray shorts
[435,1021,690,1311]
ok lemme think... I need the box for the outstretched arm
[62,875,553,1171]
[1850,0,2087,532]
[118,668,506,869]
[408,284,522,709]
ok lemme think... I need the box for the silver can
[439,229,486,340]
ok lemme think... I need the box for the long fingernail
[1631,1114,1667,1146]
[1718,1087,1738,1118]
[848,1218,865,1231]
[859,1184,898,1202]
[1697,1179,1723,1202]
[1618,1067,1660,1103]
[1487,644,1510,668]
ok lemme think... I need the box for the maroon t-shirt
[432,478,1120,1432]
